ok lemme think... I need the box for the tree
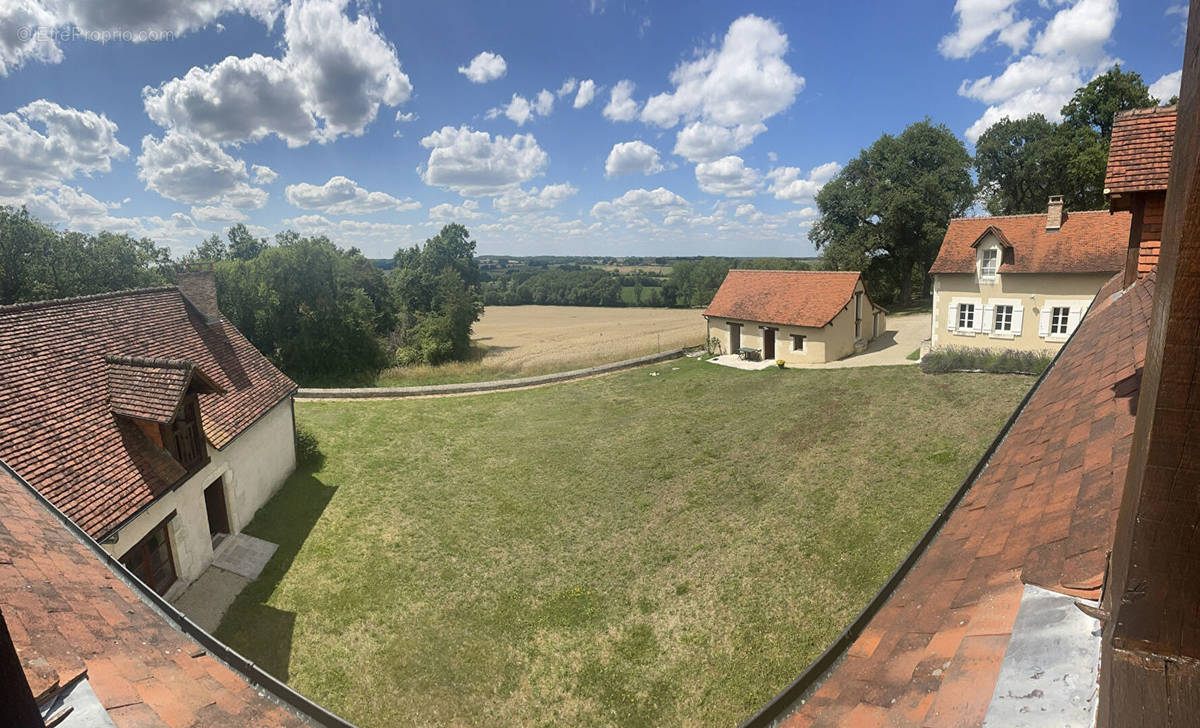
[226,223,269,261]
[390,224,484,365]
[974,114,1108,214]
[1061,64,1157,140]
[810,120,974,304]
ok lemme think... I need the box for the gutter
[738,305,1090,728]
[0,457,358,728]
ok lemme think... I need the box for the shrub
[295,423,324,469]
[920,347,1054,376]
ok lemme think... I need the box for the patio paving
[211,532,278,579]
[708,313,930,371]
[172,533,278,633]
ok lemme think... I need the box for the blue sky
[0,0,1187,258]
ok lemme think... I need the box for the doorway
[728,322,741,352]
[762,327,776,359]
[204,478,230,549]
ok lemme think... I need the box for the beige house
[0,268,298,599]
[928,197,1130,352]
[703,270,886,364]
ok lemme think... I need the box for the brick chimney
[1046,195,1065,231]
[175,264,223,324]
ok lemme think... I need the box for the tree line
[0,209,483,385]
[812,65,1165,305]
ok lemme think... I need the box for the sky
[0,0,1188,259]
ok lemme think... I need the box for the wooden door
[729,323,741,351]
[763,328,775,359]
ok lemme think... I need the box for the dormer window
[980,248,998,281]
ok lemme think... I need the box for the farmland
[218,359,1032,727]
[376,305,705,387]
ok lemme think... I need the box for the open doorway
[762,327,776,359]
[204,478,231,549]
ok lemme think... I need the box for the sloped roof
[0,287,297,538]
[776,271,1154,726]
[1105,105,1176,196]
[929,210,1130,275]
[105,355,221,424]
[703,270,870,328]
[0,464,334,727]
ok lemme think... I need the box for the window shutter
[1012,306,1024,335]
[947,303,957,332]
[1038,307,1051,337]
[1067,306,1082,335]
[981,304,994,334]
[972,305,984,333]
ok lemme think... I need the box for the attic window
[980,248,999,281]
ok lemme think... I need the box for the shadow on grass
[215,468,337,682]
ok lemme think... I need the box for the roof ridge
[104,354,197,370]
[950,209,1111,222]
[0,286,177,314]
[1114,105,1177,120]
[730,269,860,275]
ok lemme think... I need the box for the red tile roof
[106,356,221,424]
[703,270,869,328]
[1105,106,1176,196]
[0,464,327,727]
[0,287,296,538]
[929,210,1130,275]
[777,271,1154,727]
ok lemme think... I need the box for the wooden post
[0,608,44,728]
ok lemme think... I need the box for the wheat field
[376,305,706,386]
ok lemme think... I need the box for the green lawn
[218,359,1031,727]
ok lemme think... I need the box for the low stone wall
[297,348,691,399]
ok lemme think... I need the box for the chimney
[1046,195,1065,231]
[175,263,223,324]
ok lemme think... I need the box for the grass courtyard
[218,358,1032,727]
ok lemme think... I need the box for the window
[993,304,1013,332]
[119,519,177,595]
[1050,306,1070,336]
[980,248,998,280]
[958,303,976,331]
[163,396,206,471]
[792,334,805,352]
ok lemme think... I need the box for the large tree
[974,115,1108,214]
[1061,64,1158,140]
[390,224,484,365]
[809,120,974,304]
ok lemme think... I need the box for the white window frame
[984,297,1022,339]
[979,247,999,282]
[947,297,983,336]
[1039,299,1088,342]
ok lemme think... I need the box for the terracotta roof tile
[929,210,1130,275]
[0,466,319,727]
[1105,106,1177,195]
[105,357,199,424]
[0,287,296,538]
[703,270,870,328]
[778,271,1154,726]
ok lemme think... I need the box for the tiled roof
[0,464,321,727]
[778,271,1154,727]
[929,210,1130,275]
[1105,106,1176,196]
[703,270,867,328]
[0,287,296,538]
[105,356,220,424]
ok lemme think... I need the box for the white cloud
[603,80,639,121]
[488,89,554,125]
[493,183,578,214]
[695,155,761,198]
[557,77,578,97]
[672,121,764,163]
[605,141,665,177]
[1150,70,1182,102]
[136,131,267,208]
[640,15,803,130]
[939,0,1029,59]
[142,0,411,145]
[0,100,129,197]
[574,79,597,108]
[251,164,278,184]
[419,125,549,196]
[591,187,690,223]
[280,213,426,250]
[285,175,420,214]
[429,199,482,221]
[0,0,279,76]
[190,203,248,222]
[533,89,554,116]
[458,51,507,83]
[766,161,841,203]
[950,0,1120,142]
[395,110,418,122]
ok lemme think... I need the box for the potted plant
[776,359,785,369]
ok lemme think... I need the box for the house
[702,270,886,364]
[928,197,1130,351]
[0,267,297,598]
[1105,104,1175,286]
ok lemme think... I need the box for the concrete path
[792,313,930,370]
[172,533,278,634]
